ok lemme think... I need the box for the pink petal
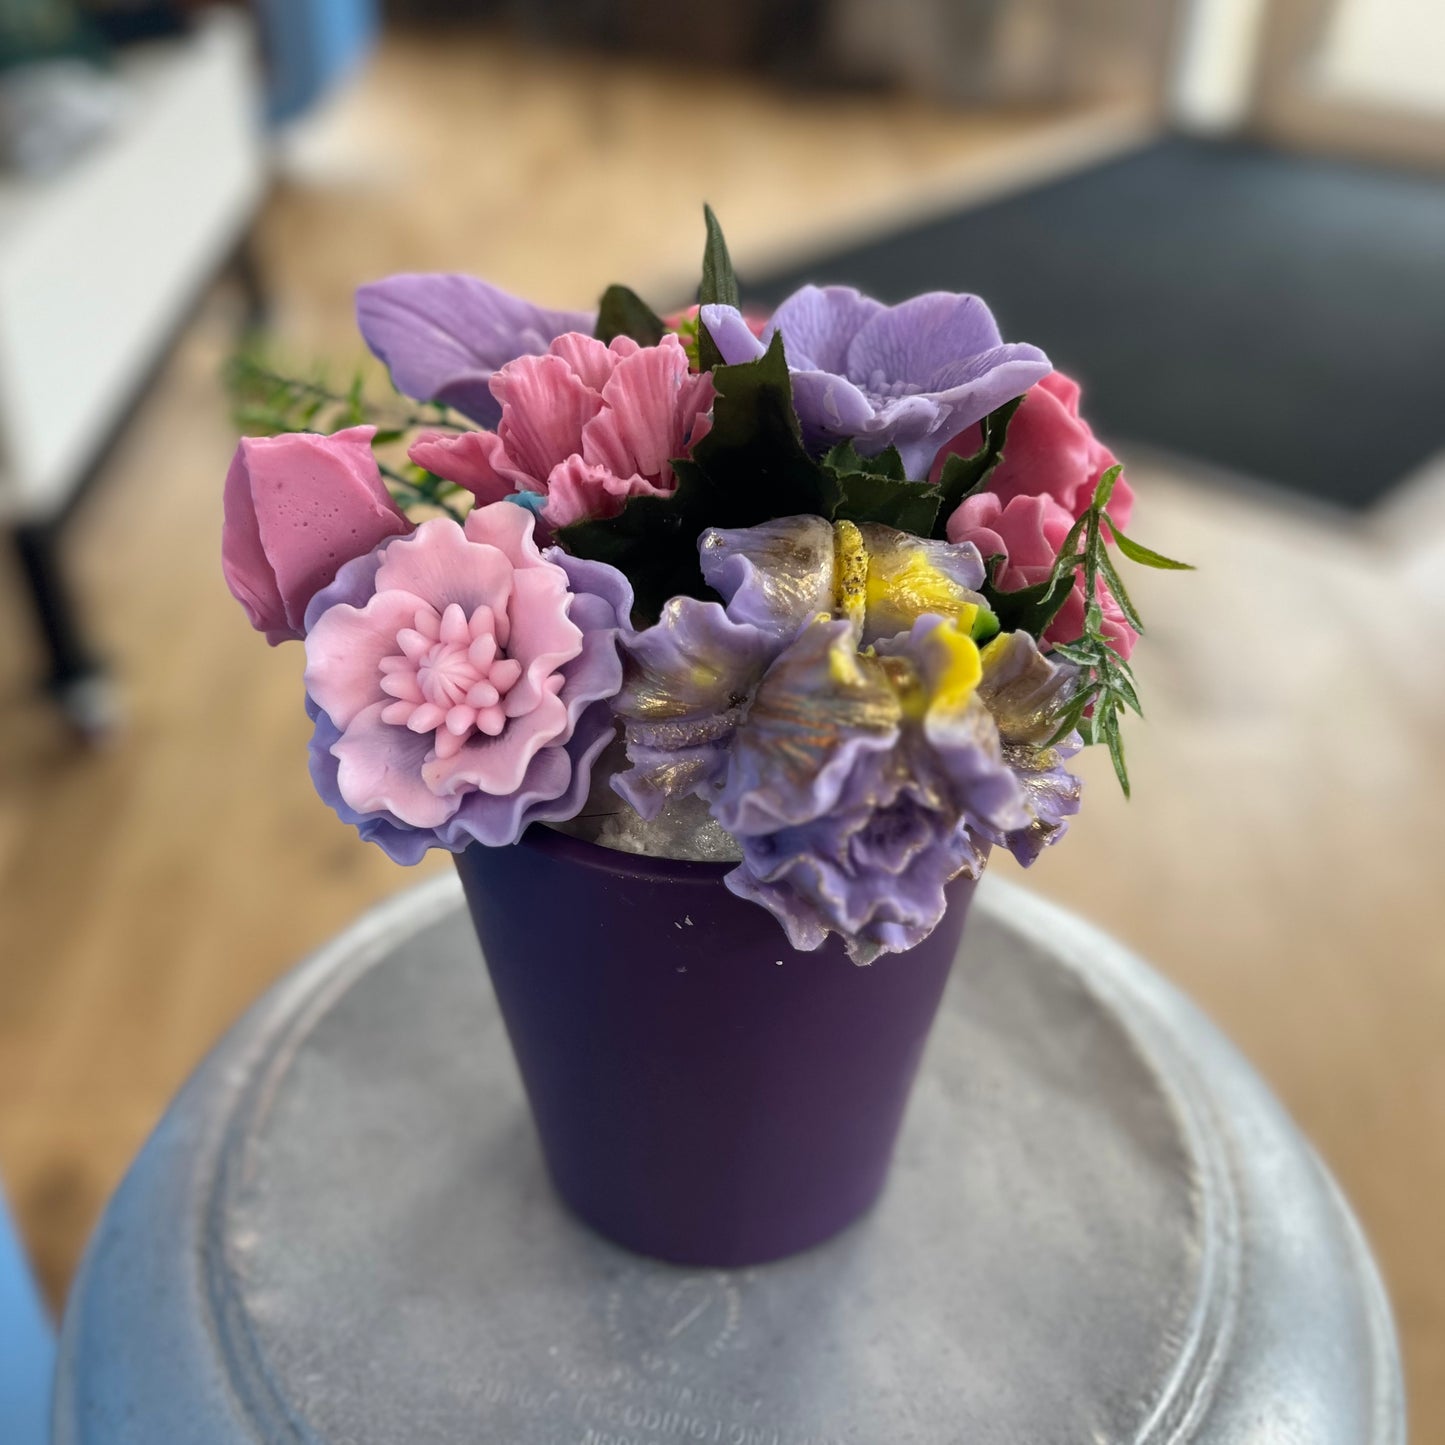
[433,728,466,759]
[380,700,415,725]
[582,334,693,482]
[421,691,569,798]
[408,429,530,505]
[380,672,422,702]
[465,681,499,708]
[492,352,605,481]
[499,565,583,717]
[396,628,433,660]
[445,705,475,735]
[549,332,623,392]
[468,629,497,670]
[332,701,457,828]
[462,500,546,578]
[304,588,429,731]
[374,517,515,619]
[489,657,522,693]
[439,601,469,645]
[220,444,288,641]
[407,703,446,733]
[246,427,411,635]
[539,455,668,528]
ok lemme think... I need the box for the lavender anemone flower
[700,286,1050,476]
[611,517,1084,961]
[356,274,594,428]
[303,503,630,863]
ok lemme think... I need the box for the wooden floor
[2,26,1443,1436]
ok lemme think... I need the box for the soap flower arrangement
[224,210,1188,965]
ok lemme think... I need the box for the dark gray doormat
[748,137,1445,510]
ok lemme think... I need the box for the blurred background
[0,0,1441,1434]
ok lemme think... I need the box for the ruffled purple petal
[712,618,900,837]
[698,516,835,641]
[356,273,593,427]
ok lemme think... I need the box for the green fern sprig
[1007,465,1193,796]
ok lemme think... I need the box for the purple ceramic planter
[454,826,982,1267]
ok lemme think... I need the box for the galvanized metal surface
[54,874,1405,1443]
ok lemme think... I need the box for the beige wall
[1317,0,1445,118]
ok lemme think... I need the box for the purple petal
[356,273,594,427]
[699,515,835,642]
[926,343,1052,419]
[787,370,877,455]
[697,305,766,366]
[765,285,884,372]
[846,292,1004,386]
[713,618,899,837]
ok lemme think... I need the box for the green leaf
[596,284,666,347]
[1103,706,1131,797]
[832,471,941,535]
[698,203,740,310]
[823,440,938,534]
[1092,462,1122,511]
[823,441,907,482]
[559,332,840,622]
[983,572,1071,639]
[931,395,1023,536]
[696,205,740,374]
[1109,668,1144,717]
[1095,548,1145,634]
[1104,516,1196,570]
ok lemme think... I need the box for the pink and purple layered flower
[303,502,630,863]
[356,274,594,428]
[408,332,714,530]
[700,285,1050,475]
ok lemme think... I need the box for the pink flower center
[376,601,524,761]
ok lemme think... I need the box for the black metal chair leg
[11,521,117,740]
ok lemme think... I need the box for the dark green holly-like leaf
[822,440,907,482]
[833,471,941,535]
[823,439,938,533]
[555,461,722,621]
[931,395,1024,536]
[983,572,1071,640]
[558,333,840,622]
[596,284,666,346]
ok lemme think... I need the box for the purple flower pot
[454,826,982,1267]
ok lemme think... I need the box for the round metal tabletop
[54,873,1404,1444]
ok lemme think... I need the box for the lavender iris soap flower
[612,518,1080,960]
[222,209,1189,964]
